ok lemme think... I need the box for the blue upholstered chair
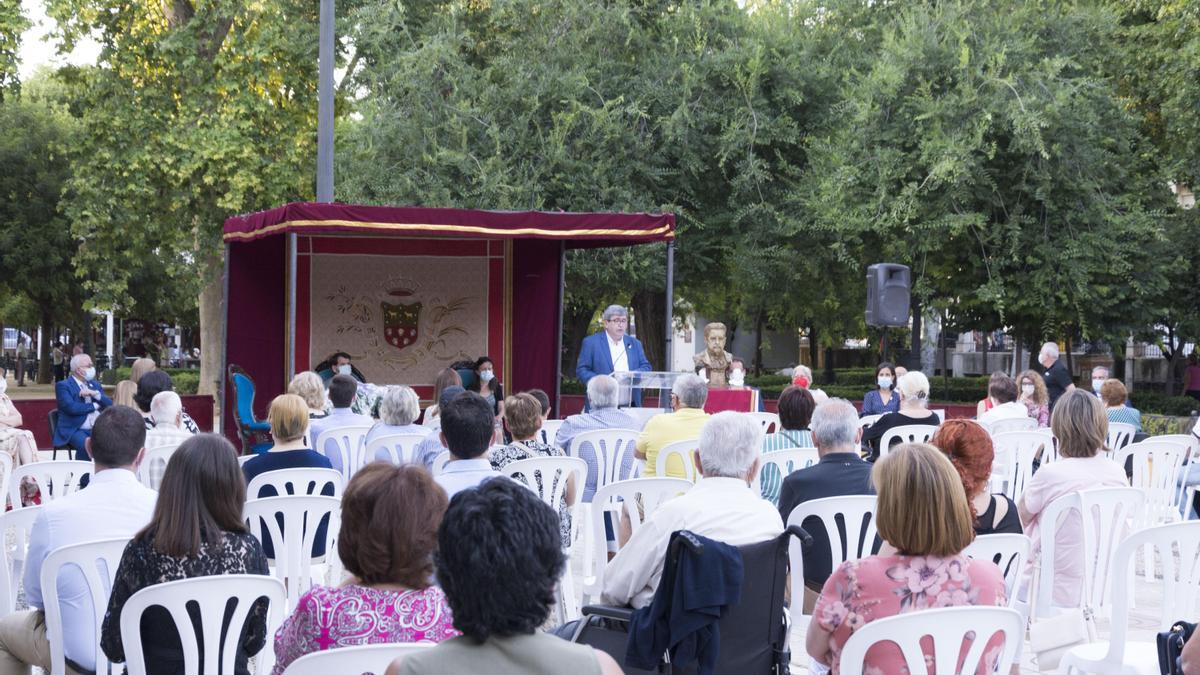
[228,364,273,455]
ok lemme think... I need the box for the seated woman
[468,356,504,423]
[1101,378,1141,432]
[384,479,621,675]
[861,371,940,461]
[1017,370,1051,427]
[1018,389,1128,608]
[271,464,458,672]
[288,371,329,427]
[114,357,156,408]
[930,419,1022,536]
[489,393,574,549]
[100,434,270,674]
[134,370,200,433]
[0,367,39,505]
[807,443,1008,674]
[791,365,828,404]
[859,362,899,416]
[423,367,462,428]
[760,386,816,504]
[366,385,425,449]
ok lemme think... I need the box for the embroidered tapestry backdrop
[307,253,488,382]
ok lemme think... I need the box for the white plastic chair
[877,424,936,458]
[363,432,427,467]
[238,454,257,467]
[431,450,451,476]
[539,419,565,447]
[314,423,374,481]
[751,447,819,498]
[566,428,640,496]
[858,414,882,429]
[246,468,345,500]
[243,495,342,611]
[963,533,1031,609]
[744,412,781,434]
[582,477,692,604]
[1058,521,1200,674]
[0,505,41,615]
[986,416,1036,434]
[991,430,1055,499]
[0,453,13,508]
[932,408,946,422]
[41,537,131,675]
[655,438,699,481]
[9,460,91,509]
[119,574,287,675]
[1106,422,1137,452]
[136,444,180,490]
[1126,441,1187,525]
[786,495,877,632]
[839,606,1024,675]
[283,641,435,675]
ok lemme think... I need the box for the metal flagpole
[665,241,675,371]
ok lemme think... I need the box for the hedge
[102,367,201,395]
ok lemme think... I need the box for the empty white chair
[752,447,819,501]
[283,642,435,675]
[136,443,180,490]
[246,468,345,500]
[9,460,91,509]
[744,412,781,434]
[656,439,699,481]
[838,606,1024,675]
[0,453,13,507]
[1126,440,1187,525]
[986,416,1036,434]
[41,537,131,675]
[1106,422,1137,452]
[431,450,451,476]
[858,414,882,429]
[963,533,1031,609]
[0,505,41,615]
[786,495,877,631]
[991,430,1055,499]
[1058,521,1200,675]
[363,432,427,467]
[314,424,374,481]
[118,574,287,675]
[243,495,341,611]
[538,419,565,447]
[582,477,692,604]
[566,428,640,498]
[877,424,937,458]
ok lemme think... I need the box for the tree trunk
[807,325,820,376]
[909,298,922,371]
[1064,334,1075,384]
[753,309,765,376]
[197,251,224,401]
[631,289,665,372]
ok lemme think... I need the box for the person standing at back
[307,374,373,473]
[1038,342,1075,410]
[0,406,157,674]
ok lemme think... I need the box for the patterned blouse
[814,554,1007,674]
[100,531,270,675]
[142,411,201,434]
[1022,399,1050,427]
[271,584,459,674]
[490,440,572,548]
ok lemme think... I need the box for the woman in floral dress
[0,368,39,505]
[807,442,1008,674]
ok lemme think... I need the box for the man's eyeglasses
[606,318,628,324]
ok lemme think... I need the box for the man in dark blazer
[53,353,113,461]
[576,304,653,407]
[777,398,874,608]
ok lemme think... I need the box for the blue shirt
[861,388,900,416]
[434,458,503,499]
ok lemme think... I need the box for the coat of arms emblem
[382,288,422,351]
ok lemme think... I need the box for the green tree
[0,0,29,98]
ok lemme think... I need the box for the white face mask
[1021,384,1035,396]
[1092,379,1105,394]
[83,367,96,381]
[877,376,893,389]
[729,369,745,386]
[479,370,494,383]
[337,364,352,375]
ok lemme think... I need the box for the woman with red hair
[929,419,1023,536]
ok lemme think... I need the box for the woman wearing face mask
[861,371,941,461]
[469,355,505,422]
[0,367,40,505]
[1016,369,1050,427]
[860,362,900,416]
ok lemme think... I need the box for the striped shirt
[760,429,815,505]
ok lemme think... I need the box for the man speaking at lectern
[576,305,653,408]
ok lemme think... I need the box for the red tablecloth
[703,387,757,414]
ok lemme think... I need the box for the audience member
[603,412,783,609]
[635,373,710,478]
[386,479,621,675]
[526,388,552,420]
[807,443,1007,674]
[272,464,458,672]
[308,374,373,472]
[1090,365,1112,398]
[759,386,816,504]
[366,385,425,450]
[1038,342,1075,409]
[1101,378,1141,432]
[53,353,114,461]
[134,369,201,434]
[1017,369,1051,427]
[491,393,574,548]
[468,356,505,421]
[977,372,1028,427]
[1018,389,1127,607]
[861,371,940,461]
[114,357,156,408]
[0,366,39,505]
[316,351,365,384]
[144,391,194,488]
[423,368,462,427]
[413,385,467,470]
[52,341,66,382]
[435,392,502,499]
[555,375,637,499]
[777,399,874,609]
[101,434,269,674]
[287,371,329,424]
[0,406,156,673]
[791,364,828,404]
[860,362,899,416]
[930,420,1022,535]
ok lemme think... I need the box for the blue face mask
[84,367,96,381]
[338,364,352,375]
[479,370,494,383]
[877,376,893,390]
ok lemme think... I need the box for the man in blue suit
[576,305,654,408]
[53,353,113,461]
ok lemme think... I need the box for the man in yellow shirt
[636,374,710,477]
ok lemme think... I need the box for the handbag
[1158,620,1196,675]
[1030,606,1096,671]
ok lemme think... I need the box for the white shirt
[308,407,374,472]
[978,401,1030,427]
[73,375,102,430]
[608,334,629,373]
[601,476,784,609]
[25,469,157,670]
[433,458,504,500]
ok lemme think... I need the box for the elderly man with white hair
[555,375,638,499]
[144,390,193,487]
[1038,341,1075,409]
[52,353,113,461]
[601,411,784,608]
[635,374,710,478]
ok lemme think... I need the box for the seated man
[602,411,784,608]
[977,372,1028,427]
[53,353,113,461]
[316,351,366,384]
[777,398,874,609]
[435,392,502,499]
[0,406,157,672]
[145,391,193,488]
[636,374,710,478]
[308,374,373,472]
[555,375,637,498]
[415,385,466,469]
